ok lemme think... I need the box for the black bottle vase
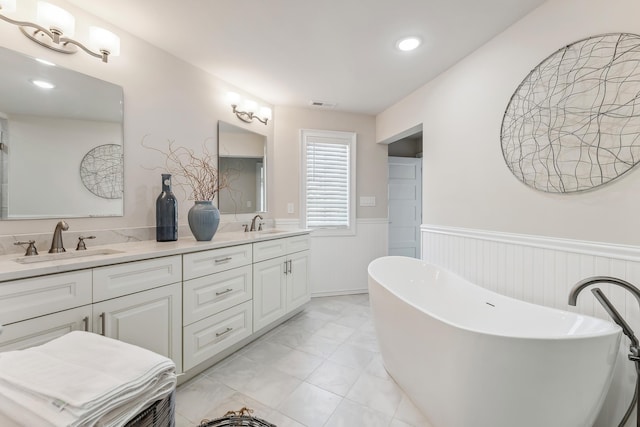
[156,173,178,241]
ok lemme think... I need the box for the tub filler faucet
[569,276,640,427]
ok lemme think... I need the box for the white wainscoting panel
[277,218,388,297]
[421,224,640,427]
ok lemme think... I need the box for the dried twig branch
[142,137,229,200]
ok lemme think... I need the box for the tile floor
[175,294,433,427]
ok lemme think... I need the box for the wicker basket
[125,389,175,427]
[199,407,276,427]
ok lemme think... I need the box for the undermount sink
[254,229,287,234]
[14,248,124,264]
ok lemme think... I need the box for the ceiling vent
[309,100,337,108]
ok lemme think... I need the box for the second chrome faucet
[249,214,263,232]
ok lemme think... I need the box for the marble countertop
[0,229,310,283]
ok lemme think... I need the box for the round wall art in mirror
[79,144,124,199]
[501,33,640,193]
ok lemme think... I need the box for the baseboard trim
[312,289,368,298]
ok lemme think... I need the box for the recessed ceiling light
[397,36,422,52]
[31,79,55,89]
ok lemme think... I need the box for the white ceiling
[66,0,546,115]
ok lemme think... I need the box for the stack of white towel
[0,331,176,426]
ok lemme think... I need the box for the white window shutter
[301,130,356,234]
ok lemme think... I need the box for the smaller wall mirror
[218,121,267,214]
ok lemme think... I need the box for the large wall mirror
[0,46,124,220]
[218,121,266,214]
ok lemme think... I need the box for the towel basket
[125,389,175,427]
[199,407,275,427]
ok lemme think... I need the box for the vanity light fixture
[0,0,120,63]
[227,92,272,125]
[397,36,422,52]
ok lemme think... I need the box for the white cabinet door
[92,283,182,373]
[287,250,310,312]
[0,305,92,352]
[253,256,287,332]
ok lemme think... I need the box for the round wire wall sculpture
[501,33,640,193]
[79,144,124,199]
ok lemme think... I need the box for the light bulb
[227,92,241,106]
[259,107,272,121]
[0,0,16,12]
[37,1,75,36]
[242,99,257,114]
[89,26,120,57]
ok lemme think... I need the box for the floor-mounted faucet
[48,220,69,253]
[569,276,640,427]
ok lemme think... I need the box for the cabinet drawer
[0,270,92,325]
[286,235,310,253]
[253,238,288,262]
[183,300,252,371]
[183,265,252,325]
[183,244,252,280]
[93,256,181,301]
[0,305,92,352]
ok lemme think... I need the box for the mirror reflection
[218,121,266,214]
[0,46,124,219]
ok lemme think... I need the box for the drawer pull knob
[216,327,233,337]
[214,257,232,264]
[216,288,234,296]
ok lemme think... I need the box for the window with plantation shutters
[301,129,356,235]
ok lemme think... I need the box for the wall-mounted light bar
[227,92,272,125]
[0,0,120,63]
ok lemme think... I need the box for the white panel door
[388,157,422,258]
[93,283,182,372]
[287,250,310,312]
[253,256,287,331]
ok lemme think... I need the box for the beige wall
[273,106,385,220]
[377,0,640,246]
[0,0,273,236]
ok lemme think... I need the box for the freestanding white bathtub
[368,256,622,427]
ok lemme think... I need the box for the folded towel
[0,331,176,426]
[0,331,174,408]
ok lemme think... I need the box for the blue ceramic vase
[188,200,220,241]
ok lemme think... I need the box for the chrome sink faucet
[249,214,263,231]
[49,220,69,253]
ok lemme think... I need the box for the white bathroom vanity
[0,229,310,381]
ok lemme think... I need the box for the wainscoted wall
[277,218,388,296]
[421,224,639,426]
